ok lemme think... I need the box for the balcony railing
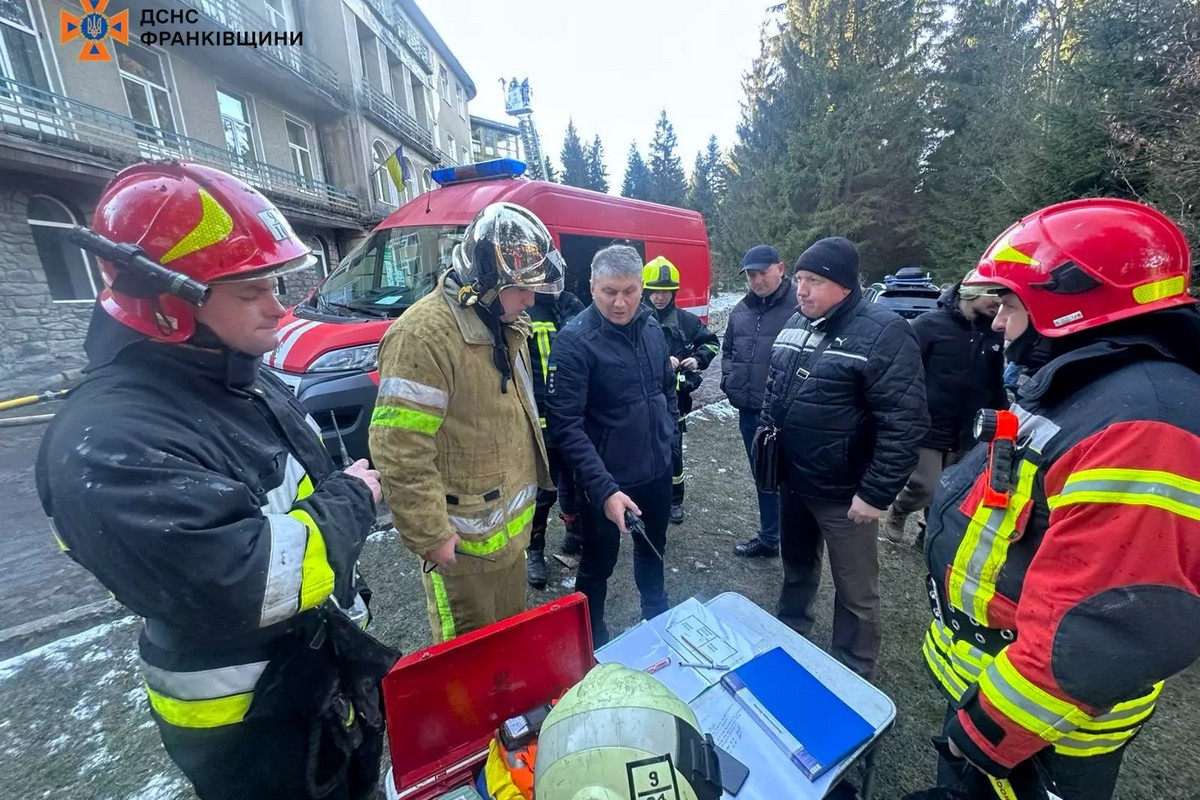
[0,78,360,217]
[179,0,344,103]
[357,81,439,161]
[362,0,432,70]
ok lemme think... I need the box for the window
[559,233,646,302]
[455,82,465,118]
[401,157,415,204]
[285,117,314,186]
[421,168,433,194]
[117,44,176,146]
[371,140,395,206]
[0,0,49,91]
[308,235,330,278]
[217,88,255,168]
[27,195,100,302]
[460,146,469,166]
[446,133,455,163]
[438,66,448,103]
[264,0,292,31]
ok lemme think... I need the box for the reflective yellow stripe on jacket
[371,376,449,435]
[142,659,268,729]
[924,621,1161,757]
[447,483,538,556]
[531,320,555,430]
[259,456,336,626]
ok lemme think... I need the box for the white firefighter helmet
[535,663,723,800]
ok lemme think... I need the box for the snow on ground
[709,291,744,314]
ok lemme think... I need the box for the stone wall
[0,177,97,397]
[0,179,350,397]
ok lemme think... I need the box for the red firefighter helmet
[93,162,315,342]
[963,198,1193,337]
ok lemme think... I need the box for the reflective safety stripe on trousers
[448,484,537,556]
[924,621,1162,757]
[142,659,268,729]
[259,454,336,626]
[948,459,1038,625]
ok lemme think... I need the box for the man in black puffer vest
[762,237,928,679]
[642,256,720,525]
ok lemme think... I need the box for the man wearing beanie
[881,271,1007,547]
[759,236,928,679]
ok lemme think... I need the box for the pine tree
[559,120,590,189]
[585,135,609,193]
[687,134,725,226]
[621,142,652,200]
[542,157,559,183]
[647,110,688,207]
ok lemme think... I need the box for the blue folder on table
[720,646,874,781]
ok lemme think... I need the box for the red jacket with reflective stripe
[924,310,1200,776]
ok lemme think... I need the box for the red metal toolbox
[383,593,594,799]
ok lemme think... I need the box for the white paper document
[651,598,762,688]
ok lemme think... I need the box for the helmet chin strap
[188,322,262,389]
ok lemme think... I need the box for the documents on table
[599,598,762,702]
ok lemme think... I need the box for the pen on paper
[644,658,671,674]
[680,661,730,670]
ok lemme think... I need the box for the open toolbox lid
[383,592,594,795]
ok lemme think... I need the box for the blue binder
[720,646,874,780]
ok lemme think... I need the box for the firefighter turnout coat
[923,314,1200,779]
[35,314,380,735]
[369,272,551,642]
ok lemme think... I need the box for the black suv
[864,267,941,320]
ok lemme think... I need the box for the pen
[680,661,730,670]
[644,658,671,674]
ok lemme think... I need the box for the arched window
[27,195,99,302]
[309,235,330,277]
[421,167,433,194]
[371,140,395,206]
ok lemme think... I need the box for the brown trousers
[420,554,527,643]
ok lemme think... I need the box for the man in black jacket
[642,256,720,524]
[527,289,586,587]
[763,237,928,679]
[547,244,679,647]
[881,277,1006,545]
[36,163,395,799]
[721,245,797,558]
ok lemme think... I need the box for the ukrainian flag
[384,146,406,193]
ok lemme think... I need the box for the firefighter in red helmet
[916,198,1200,799]
[35,163,398,800]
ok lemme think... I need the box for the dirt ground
[2,295,1198,799]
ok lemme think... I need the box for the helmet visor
[209,252,317,284]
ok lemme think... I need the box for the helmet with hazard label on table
[534,663,723,800]
[92,161,316,342]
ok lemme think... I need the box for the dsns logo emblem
[61,0,129,62]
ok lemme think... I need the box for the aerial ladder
[500,77,546,181]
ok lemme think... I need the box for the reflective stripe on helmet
[160,189,233,265]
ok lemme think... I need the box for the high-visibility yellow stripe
[979,652,1093,741]
[923,629,968,700]
[1049,468,1200,521]
[146,685,252,729]
[1085,682,1162,730]
[971,460,1038,621]
[457,502,535,556]
[297,474,314,500]
[370,404,443,435]
[429,572,455,642]
[987,775,1021,799]
[1133,275,1186,305]
[160,189,233,264]
[288,508,335,611]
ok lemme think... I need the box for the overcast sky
[419,0,774,190]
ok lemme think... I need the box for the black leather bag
[751,425,781,493]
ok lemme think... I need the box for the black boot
[526,547,547,589]
[669,504,684,525]
[560,512,583,555]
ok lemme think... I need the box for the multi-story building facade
[470,114,523,163]
[0,0,474,394]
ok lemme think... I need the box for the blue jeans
[739,409,781,547]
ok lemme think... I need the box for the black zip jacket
[36,312,376,678]
[720,278,797,413]
[528,291,586,436]
[647,294,720,417]
[764,290,929,510]
[546,303,679,504]
[912,284,1008,451]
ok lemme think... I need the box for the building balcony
[0,78,360,221]
[362,0,432,71]
[357,81,441,163]
[124,0,346,115]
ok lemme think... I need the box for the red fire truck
[263,159,712,461]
